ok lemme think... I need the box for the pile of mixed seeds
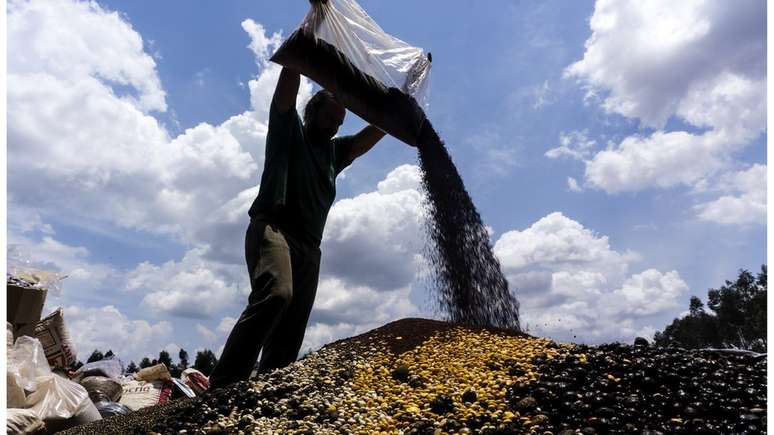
[63,318,766,435]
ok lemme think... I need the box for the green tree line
[654,265,766,352]
[75,347,219,377]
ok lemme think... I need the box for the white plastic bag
[7,371,27,408]
[8,336,52,392]
[271,0,432,147]
[8,321,15,347]
[300,0,432,108]
[25,374,90,420]
[6,408,45,435]
[40,390,102,433]
[6,335,100,428]
[8,244,67,296]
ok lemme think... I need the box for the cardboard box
[7,284,47,338]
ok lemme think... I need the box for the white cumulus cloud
[321,165,426,292]
[125,248,246,319]
[9,0,166,112]
[494,212,688,343]
[563,0,765,196]
[694,164,767,225]
[64,305,173,363]
[545,130,597,161]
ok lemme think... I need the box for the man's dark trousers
[209,219,321,389]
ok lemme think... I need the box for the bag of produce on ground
[42,397,102,433]
[25,373,90,419]
[118,379,172,411]
[136,362,171,381]
[24,373,102,431]
[8,336,52,392]
[6,408,45,435]
[79,375,123,403]
[94,400,133,418]
[33,307,77,368]
[181,367,210,394]
[72,355,124,381]
[7,370,27,408]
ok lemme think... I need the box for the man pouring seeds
[209,66,406,388]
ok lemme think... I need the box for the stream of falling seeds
[416,120,521,331]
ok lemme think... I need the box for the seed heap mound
[62,318,767,435]
[513,343,767,434]
[417,122,521,331]
[347,325,558,433]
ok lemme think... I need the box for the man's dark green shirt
[248,102,354,247]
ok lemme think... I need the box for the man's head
[303,90,345,143]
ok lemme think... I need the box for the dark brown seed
[417,121,521,330]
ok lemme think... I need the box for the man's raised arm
[348,125,387,162]
[272,67,300,114]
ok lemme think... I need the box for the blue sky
[7,0,766,365]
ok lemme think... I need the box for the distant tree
[70,360,84,371]
[749,266,768,345]
[139,357,153,369]
[166,348,188,378]
[86,349,104,363]
[654,307,719,349]
[708,266,767,349]
[104,349,114,359]
[654,265,766,352]
[193,349,218,376]
[689,296,704,316]
[179,349,189,370]
[158,350,173,369]
[126,361,139,373]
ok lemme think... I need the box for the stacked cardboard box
[7,284,47,339]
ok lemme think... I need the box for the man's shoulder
[269,101,302,126]
[266,102,304,152]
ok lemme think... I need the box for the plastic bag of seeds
[8,336,52,392]
[135,362,170,382]
[7,370,27,408]
[94,400,132,418]
[73,356,124,381]
[79,375,123,403]
[41,396,102,433]
[270,0,432,146]
[6,408,45,435]
[25,374,84,418]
